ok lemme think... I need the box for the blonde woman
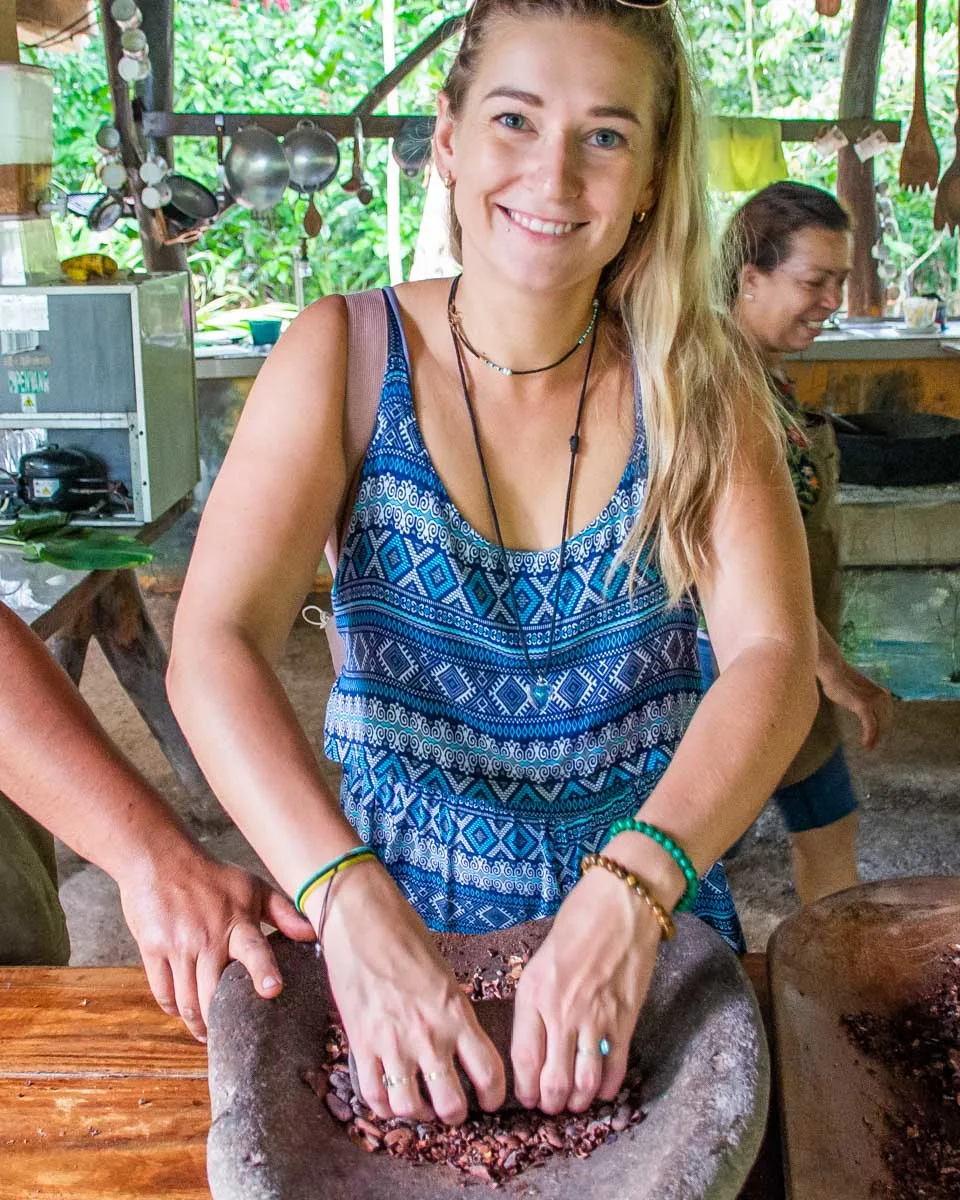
[169,0,816,1126]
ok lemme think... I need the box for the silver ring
[381,1072,413,1089]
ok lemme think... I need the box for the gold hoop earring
[443,172,454,189]
[634,209,648,224]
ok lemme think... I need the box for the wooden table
[0,955,784,1200]
[0,499,216,820]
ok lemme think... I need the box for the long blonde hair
[442,0,779,603]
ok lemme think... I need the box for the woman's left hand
[510,866,663,1114]
[819,658,895,750]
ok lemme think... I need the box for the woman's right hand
[312,860,506,1125]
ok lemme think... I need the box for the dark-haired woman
[169,3,818,1123]
[708,180,894,905]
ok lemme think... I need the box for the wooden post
[0,0,19,63]
[837,0,892,316]
[97,0,186,274]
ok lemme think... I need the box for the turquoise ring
[598,1037,611,1057]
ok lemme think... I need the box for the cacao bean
[324,1092,354,1123]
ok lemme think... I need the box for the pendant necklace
[447,276,600,709]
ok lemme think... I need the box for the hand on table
[317,861,505,1126]
[511,866,662,1115]
[118,848,315,1042]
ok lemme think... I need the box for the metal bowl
[224,125,289,211]
[283,120,340,194]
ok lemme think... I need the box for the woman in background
[710,181,894,905]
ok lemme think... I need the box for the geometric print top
[325,288,743,949]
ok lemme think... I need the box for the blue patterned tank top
[324,288,743,950]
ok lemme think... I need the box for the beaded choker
[447,275,599,377]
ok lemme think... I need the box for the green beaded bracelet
[604,818,699,913]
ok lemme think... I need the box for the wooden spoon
[899,0,940,192]
[303,194,322,238]
[935,16,960,231]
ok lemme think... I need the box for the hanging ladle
[934,14,960,232]
[283,119,339,238]
[899,0,940,192]
[343,117,374,206]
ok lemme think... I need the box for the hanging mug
[118,55,151,83]
[110,0,142,29]
[120,29,148,61]
[141,181,173,210]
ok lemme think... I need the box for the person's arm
[167,296,504,1123]
[815,619,894,749]
[511,409,819,1115]
[0,602,314,1041]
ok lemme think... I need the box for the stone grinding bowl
[207,915,769,1200]
[769,875,960,1200]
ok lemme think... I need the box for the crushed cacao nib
[309,947,646,1186]
[842,946,960,1200]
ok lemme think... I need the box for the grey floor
[60,592,960,964]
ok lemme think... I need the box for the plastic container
[0,64,54,165]
[247,319,283,346]
[0,64,54,216]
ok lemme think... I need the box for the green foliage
[22,1,960,304]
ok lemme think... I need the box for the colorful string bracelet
[295,846,377,915]
[580,852,675,941]
[605,818,699,913]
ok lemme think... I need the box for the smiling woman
[168,0,818,1135]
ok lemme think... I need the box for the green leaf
[25,536,154,571]
[10,510,73,540]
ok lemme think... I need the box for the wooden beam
[142,111,433,140]
[351,11,465,116]
[837,0,892,316]
[143,112,901,146]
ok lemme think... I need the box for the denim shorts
[697,631,859,835]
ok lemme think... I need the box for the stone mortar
[207,915,769,1200]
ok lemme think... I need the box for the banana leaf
[10,510,73,540]
[0,511,153,570]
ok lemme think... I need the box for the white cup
[903,296,938,330]
[118,54,151,82]
[141,182,172,210]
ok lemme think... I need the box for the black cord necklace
[448,277,600,709]
[448,274,599,377]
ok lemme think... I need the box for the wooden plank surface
[0,1077,209,1200]
[0,957,783,1200]
[0,968,206,1078]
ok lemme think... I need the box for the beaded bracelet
[580,852,676,941]
[295,846,377,915]
[605,818,699,913]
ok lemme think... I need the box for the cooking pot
[392,116,435,176]
[282,121,339,194]
[87,193,125,233]
[224,125,289,211]
[832,411,960,486]
[18,445,110,512]
[162,173,219,234]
